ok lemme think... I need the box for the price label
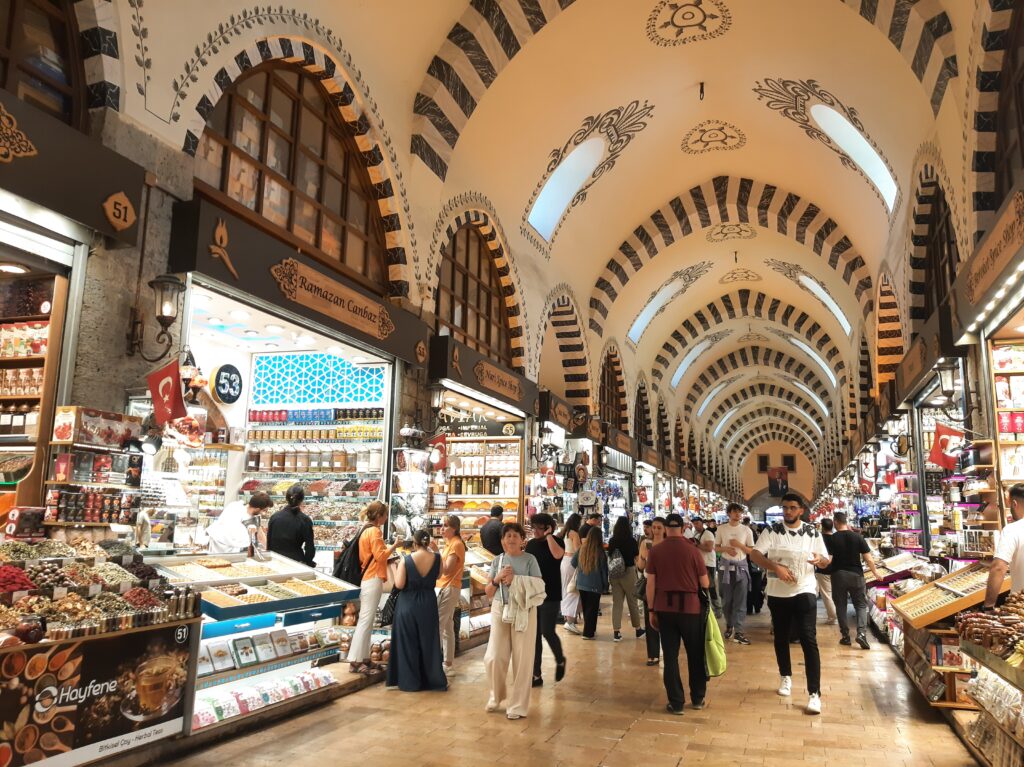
[12,590,28,602]
[52,587,68,600]
[88,584,101,597]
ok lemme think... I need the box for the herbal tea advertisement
[0,623,192,766]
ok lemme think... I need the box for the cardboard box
[51,406,141,447]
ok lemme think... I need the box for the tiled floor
[168,601,979,767]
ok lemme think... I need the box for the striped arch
[634,376,654,447]
[857,332,873,429]
[652,290,847,391]
[964,1,1017,244]
[74,1,123,111]
[700,385,828,435]
[711,400,826,449]
[599,341,629,431]
[674,416,684,462]
[537,285,591,409]
[876,273,905,384]
[687,429,697,468]
[435,206,526,372]
[736,434,815,468]
[656,399,670,455]
[179,34,413,297]
[410,0,577,180]
[720,410,822,453]
[835,0,957,115]
[908,164,939,330]
[729,422,818,462]
[680,345,835,423]
[589,176,874,337]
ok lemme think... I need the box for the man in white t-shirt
[736,493,830,715]
[716,503,755,644]
[984,484,1024,609]
[692,518,722,618]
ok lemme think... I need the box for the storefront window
[434,225,513,367]
[0,0,84,126]
[634,386,652,447]
[996,3,1024,207]
[195,64,388,294]
[923,186,959,320]
[599,352,625,431]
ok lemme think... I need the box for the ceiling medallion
[719,267,761,284]
[681,119,746,154]
[706,223,755,243]
[647,0,732,47]
[738,331,770,343]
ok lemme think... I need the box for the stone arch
[599,340,628,431]
[722,412,821,456]
[876,271,905,384]
[74,1,123,111]
[410,0,577,180]
[656,398,670,455]
[431,199,526,372]
[169,30,414,298]
[736,436,814,472]
[731,425,818,465]
[908,162,961,338]
[701,387,827,436]
[536,284,591,410]
[857,330,874,430]
[588,176,874,337]
[674,415,685,461]
[651,290,847,392]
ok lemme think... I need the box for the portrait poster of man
[767,467,789,497]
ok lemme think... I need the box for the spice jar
[295,445,309,473]
[369,447,383,473]
[283,445,296,472]
[356,447,370,474]
[271,444,285,471]
[247,446,261,472]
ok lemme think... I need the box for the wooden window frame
[996,3,1024,208]
[757,455,769,474]
[599,354,625,432]
[782,454,797,473]
[922,186,958,319]
[194,63,388,295]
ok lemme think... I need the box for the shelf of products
[443,437,521,518]
[892,562,1009,629]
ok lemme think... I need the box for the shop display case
[390,447,430,540]
[892,562,1009,630]
[444,437,522,532]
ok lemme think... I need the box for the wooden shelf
[0,355,45,367]
[0,394,40,402]
[44,520,120,528]
[189,443,245,452]
[44,480,133,489]
[195,646,339,690]
[0,314,50,323]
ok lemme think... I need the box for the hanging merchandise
[928,422,965,470]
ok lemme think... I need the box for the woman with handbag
[558,514,583,634]
[348,500,403,675]
[636,516,666,666]
[571,526,609,639]
[484,523,544,720]
[607,517,644,643]
[385,530,448,692]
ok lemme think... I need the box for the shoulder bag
[608,547,626,580]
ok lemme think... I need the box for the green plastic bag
[705,611,727,677]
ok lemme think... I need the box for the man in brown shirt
[646,513,711,715]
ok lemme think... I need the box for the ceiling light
[485,411,495,417]
[207,317,224,325]
[459,401,470,408]
[472,406,483,413]
[264,324,284,333]
[244,330,260,337]
[353,355,367,364]
[191,292,209,304]
[327,345,344,355]
[497,415,507,421]
[264,343,279,349]
[0,263,27,274]
[230,309,250,321]
[1015,326,1024,334]
[296,334,315,345]
[445,396,457,403]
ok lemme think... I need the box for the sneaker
[665,703,684,716]
[507,713,523,720]
[777,676,792,697]
[806,693,822,715]
[724,627,734,640]
[485,702,501,713]
[733,633,751,645]
[691,699,706,710]
[564,622,581,635]
[613,631,622,642]
[443,665,457,677]
[856,634,871,650]
[555,659,567,682]
[839,636,851,646]
[824,619,837,625]
[636,628,646,639]
[582,635,595,641]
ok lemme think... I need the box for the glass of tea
[135,655,178,713]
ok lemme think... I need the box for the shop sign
[664,457,679,476]
[604,427,638,459]
[642,446,660,468]
[586,417,602,442]
[0,91,145,245]
[170,199,429,366]
[540,391,582,433]
[0,622,192,767]
[428,336,538,414]
[894,306,962,407]
[435,409,525,439]
[211,364,243,405]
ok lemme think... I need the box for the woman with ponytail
[386,528,448,691]
[266,484,315,567]
[349,500,403,675]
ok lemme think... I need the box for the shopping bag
[705,607,727,677]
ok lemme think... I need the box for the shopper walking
[484,523,545,720]
[266,484,315,566]
[607,516,644,642]
[716,502,754,644]
[692,518,723,618]
[348,500,403,675]
[830,512,883,649]
[636,516,667,665]
[646,513,710,715]
[985,484,1024,608]
[814,517,838,625]
[433,514,466,676]
[386,530,448,692]
[739,493,831,714]
[480,505,505,556]
[572,526,609,639]
[525,512,566,686]
[558,513,583,634]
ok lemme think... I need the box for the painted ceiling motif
[681,119,746,154]
[646,0,733,47]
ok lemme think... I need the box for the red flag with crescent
[146,359,187,425]
[928,422,965,470]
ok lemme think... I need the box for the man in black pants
[479,506,505,556]
[646,513,710,715]
[736,494,830,715]
[525,512,567,687]
[831,511,883,649]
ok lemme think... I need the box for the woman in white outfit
[558,513,583,634]
[348,501,402,675]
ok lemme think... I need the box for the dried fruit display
[26,561,76,589]
[0,565,36,592]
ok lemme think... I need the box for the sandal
[349,662,366,674]
[647,658,660,666]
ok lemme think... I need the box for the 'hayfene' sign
[271,258,396,341]
[474,360,524,401]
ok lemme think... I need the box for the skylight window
[798,274,851,336]
[809,104,897,210]
[786,378,830,418]
[671,339,713,389]
[787,336,837,389]
[696,380,732,418]
[527,138,604,241]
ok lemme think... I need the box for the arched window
[674,417,684,462]
[0,1,84,126]
[634,386,652,447]
[656,401,669,455]
[996,4,1024,207]
[194,64,388,294]
[599,352,625,432]
[434,225,512,366]
[923,186,959,319]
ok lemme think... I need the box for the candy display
[0,564,36,592]
[192,668,336,730]
[958,592,1024,657]
[26,561,78,588]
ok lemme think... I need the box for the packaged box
[196,645,214,677]
[51,406,142,447]
[71,451,94,483]
[51,453,72,483]
[252,633,277,663]
[996,376,1012,408]
[231,637,258,667]
[270,628,291,657]
[1012,376,1024,409]
[208,641,235,672]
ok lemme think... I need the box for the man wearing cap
[646,512,710,715]
[692,517,723,619]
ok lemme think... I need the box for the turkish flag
[928,422,965,470]
[428,434,447,470]
[146,359,187,426]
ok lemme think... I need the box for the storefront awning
[429,335,540,416]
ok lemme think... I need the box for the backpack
[608,549,626,580]
[333,525,371,583]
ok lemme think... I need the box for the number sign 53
[211,364,243,404]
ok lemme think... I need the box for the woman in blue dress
[385,529,449,692]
